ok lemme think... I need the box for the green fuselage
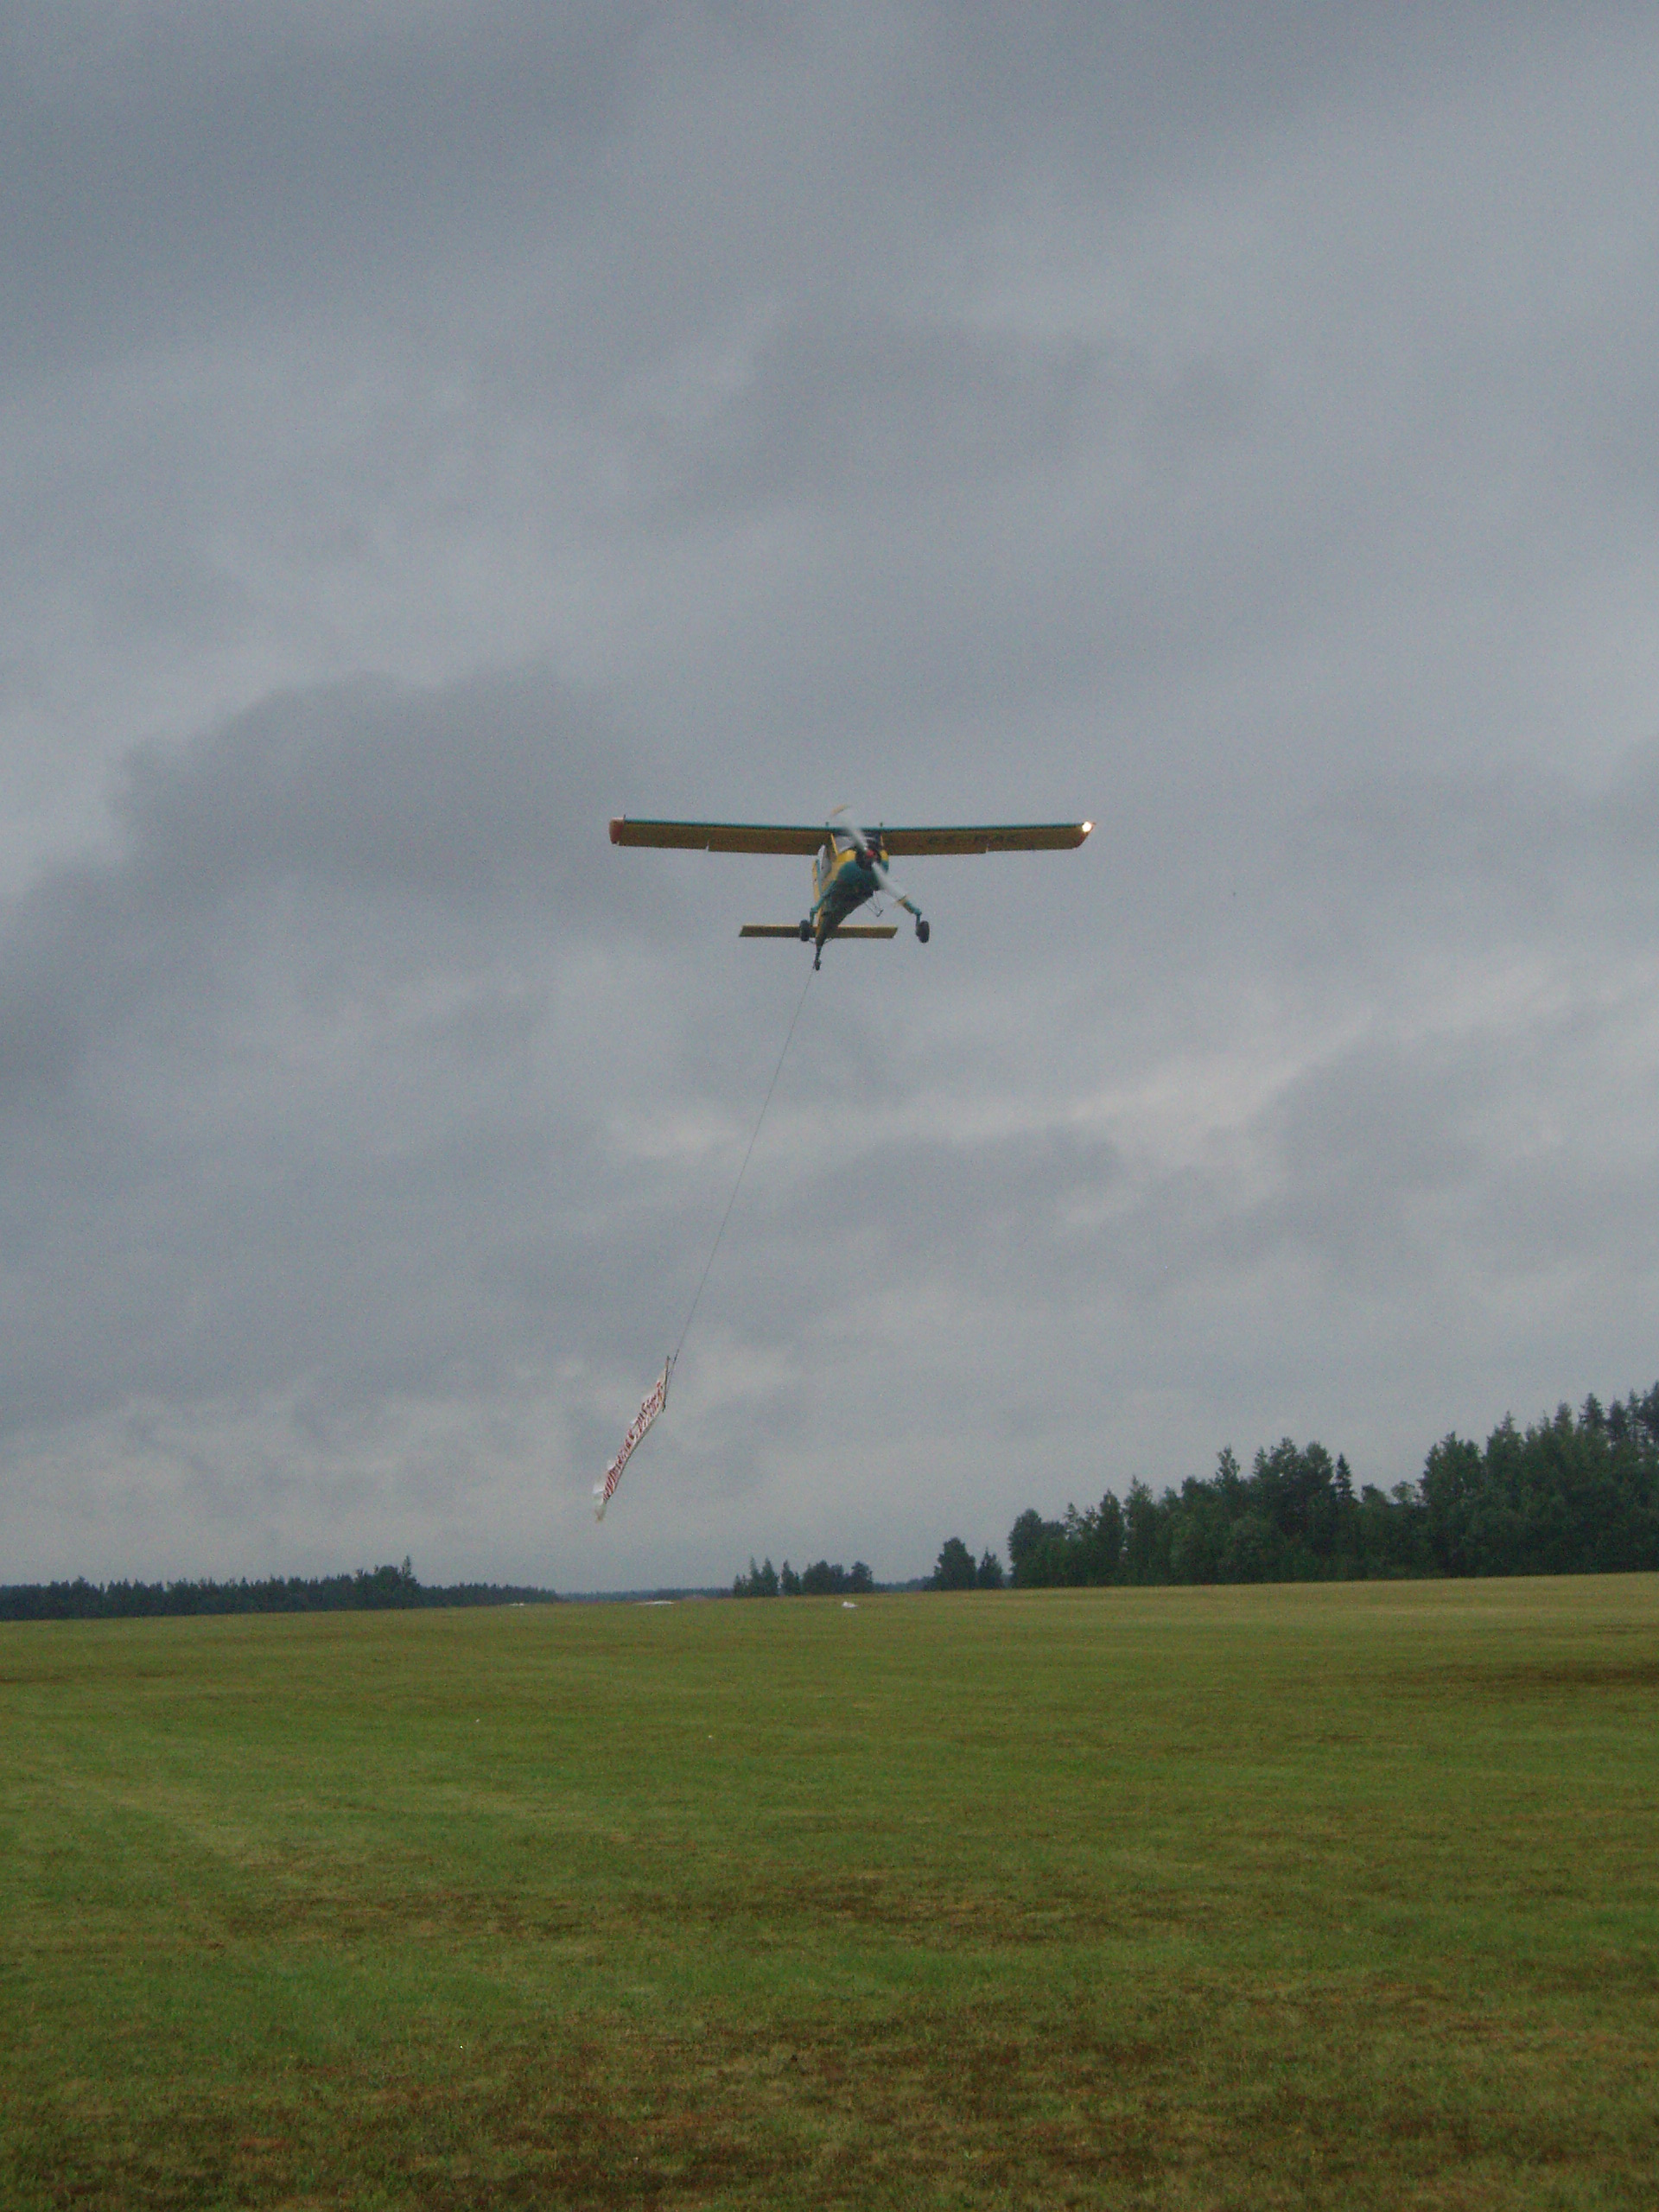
[810,835,888,938]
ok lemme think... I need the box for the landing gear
[915,917,931,944]
[798,918,812,941]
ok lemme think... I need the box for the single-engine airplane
[609,810,1092,967]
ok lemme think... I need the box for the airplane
[609,810,1092,968]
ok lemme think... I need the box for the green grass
[2,1579,1656,2209]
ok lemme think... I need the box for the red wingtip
[608,817,625,843]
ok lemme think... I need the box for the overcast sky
[3,3,1657,1589]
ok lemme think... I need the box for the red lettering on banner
[594,1357,674,1519]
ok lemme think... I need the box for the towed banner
[594,1356,674,1521]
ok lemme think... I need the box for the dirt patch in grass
[1493,1658,1659,1690]
[1385,1654,1659,1708]
[10,1986,1653,2211]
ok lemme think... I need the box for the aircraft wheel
[798,918,812,941]
[916,918,931,944]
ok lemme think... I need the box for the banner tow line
[594,964,816,1519]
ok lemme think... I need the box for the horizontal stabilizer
[739,925,898,940]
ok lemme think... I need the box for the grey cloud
[5,8,1659,1584]
[647,317,1109,513]
[1263,766,1659,979]
[0,668,651,1110]
[1,2,1587,397]
[0,668,849,1473]
[1,3,640,383]
[5,698,1659,1575]
[4,671,882,1446]
[116,669,625,909]
[774,1122,1122,1287]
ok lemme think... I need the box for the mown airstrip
[3,1576,1656,2208]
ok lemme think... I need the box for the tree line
[733,1557,874,1598]
[0,1558,560,1623]
[930,1537,1006,1589]
[929,1383,1659,1589]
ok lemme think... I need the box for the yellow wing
[610,818,825,855]
[880,823,1091,855]
[611,817,1091,855]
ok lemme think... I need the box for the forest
[935,1386,1659,1589]
[11,1385,1657,1620]
[0,1559,558,1622]
[733,1557,875,1598]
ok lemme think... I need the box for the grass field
[3,1579,1656,2209]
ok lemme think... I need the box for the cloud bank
[3,4,1656,1586]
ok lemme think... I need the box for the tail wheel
[916,918,931,944]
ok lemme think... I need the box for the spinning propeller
[828,805,930,938]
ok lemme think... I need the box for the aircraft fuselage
[810,834,887,933]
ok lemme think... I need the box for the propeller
[828,805,924,924]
